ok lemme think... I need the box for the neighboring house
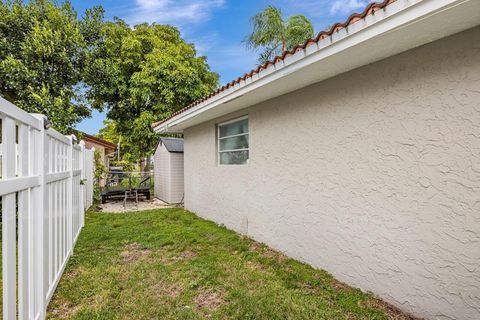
[153,1,480,319]
[80,132,117,187]
[80,132,117,169]
[153,137,184,204]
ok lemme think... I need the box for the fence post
[2,115,17,320]
[90,147,95,208]
[79,140,85,227]
[67,135,74,256]
[17,122,31,319]
[32,114,47,319]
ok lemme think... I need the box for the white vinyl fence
[0,97,95,319]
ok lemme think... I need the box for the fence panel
[0,97,95,319]
[84,148,94,210]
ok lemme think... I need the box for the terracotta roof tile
[152,0,396,129]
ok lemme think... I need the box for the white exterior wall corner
[183,26,480,320]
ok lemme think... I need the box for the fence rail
[0,97,95,319]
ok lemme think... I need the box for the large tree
[97,119,135,166]
[85,19,218,170]
[0,0,104,132]
[245,6,314,63]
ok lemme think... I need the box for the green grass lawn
[47,208,413,320]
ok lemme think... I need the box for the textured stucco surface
[183,27,480,320]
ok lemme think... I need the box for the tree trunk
[139,152,146,173]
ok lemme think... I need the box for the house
[79,132,117,186]
[154,137,184,204]
[80,132,117,169]
[152,0,480,319]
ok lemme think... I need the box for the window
[218,116,249,165]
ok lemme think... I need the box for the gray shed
[154,137,184,204]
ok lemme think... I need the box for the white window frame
[217,115,249,165]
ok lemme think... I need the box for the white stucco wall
[183,27,480,319]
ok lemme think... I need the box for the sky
[74,0,371,134]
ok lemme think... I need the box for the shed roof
[160,137,184,153]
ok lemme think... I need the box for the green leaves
[285,15,314,50]
[0,0,103,133]
[245,6,315,63]
[86,20,219,166]
[0,0,217,161]
[246,6,285,49]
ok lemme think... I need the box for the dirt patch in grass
[150,281,182,299]
[153,247,198,265]
[49,300,81,319]
[178,250,198,260]
[120,243,152,263]
[331,279,353,292]
[194,288,226,313]
[245,260,271,274]
[62,266,88,280]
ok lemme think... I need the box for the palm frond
[245,5,284,50]
[244,6,315,63]
[257,43,282,64]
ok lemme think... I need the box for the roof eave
[153,0,480,134]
